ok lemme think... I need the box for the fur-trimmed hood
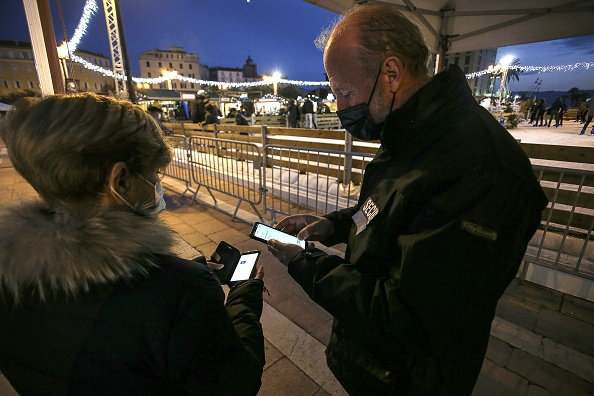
[0,201,175,301]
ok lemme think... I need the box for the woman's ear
[384,57,403,93]
[107,162,131,196]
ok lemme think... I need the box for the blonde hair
[2,93,171,207]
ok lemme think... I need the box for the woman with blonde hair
[0,93,265,395]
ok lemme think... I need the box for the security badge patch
[352,197,380,236]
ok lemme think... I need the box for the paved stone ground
[1,121,593,395]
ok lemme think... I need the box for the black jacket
[302,100,314,114]
[0,202,264,395]
[287,65,547,395]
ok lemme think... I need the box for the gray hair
[317,4,431,78]
[1,93,171,207]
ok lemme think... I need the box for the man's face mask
[111,173,166,214]
[336,67,383,141]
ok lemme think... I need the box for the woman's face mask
[336,67,383,141]
[111,173,166,214]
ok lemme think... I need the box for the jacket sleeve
[288,169,545,352]
[167,273,264,396]
[320,206,359,247]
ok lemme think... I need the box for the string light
[68,0,98,53]
[64,0,592,89]
[465,62,594,80]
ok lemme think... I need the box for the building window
[8,51,15,59]
[22,52,30,60]
[148,72,152,78]
[11,64,18,71]
[191,83,194,88]
[15,81,21,88]
[158,62,162,67]
[84,82,88,89]
[464,55,470,65]
[3,81,8,88]
[94,83,99,89]
[28,81,34,88]
[25,65,32,72]
[146,61,150,67]
[172,82,177,88]
[169,62,172,68]
[180,63,183,69]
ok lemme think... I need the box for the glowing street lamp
[264,71,282,95]
[161,69,178,90]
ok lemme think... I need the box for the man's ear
[383,57,403,93]
[107,162,132,196]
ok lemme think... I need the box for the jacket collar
[0,201,175,301]
[380,65,476,159]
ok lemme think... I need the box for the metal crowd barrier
[161,134,196,197]
[162,135,593,282]
[522,165,594,281]
[262,144,375,224]
[186,136,264,221]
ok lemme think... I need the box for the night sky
[1,0,592,92]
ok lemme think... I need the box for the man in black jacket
[267,4,547,395]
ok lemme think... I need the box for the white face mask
[111,173,166,214]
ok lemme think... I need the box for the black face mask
[336,67,383,141]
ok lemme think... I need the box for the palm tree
[505,58,522,84]
[493,58,522,103]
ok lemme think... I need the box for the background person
[580,97,594,135]
[0,93,265,395]
[203,102,221,125]
[235,108,250,125]
[190,92,206,123]
[286,99,300,128]
[147,105,174,135]
[267,4,547,395]
[302,97,315,128]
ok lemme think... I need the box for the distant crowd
[525,96,594,134]
[189,93,331,129]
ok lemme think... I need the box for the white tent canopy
[304,0,594,68]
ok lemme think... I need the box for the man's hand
[267,240,303,267]
[276,214,334,241]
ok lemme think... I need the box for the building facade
[242,55,260,82]
[209,56,262,84]
[443,48,498,98]
[0,40,113,97]
[138,46,203,92]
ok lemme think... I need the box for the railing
[522,165,594,280]
[263,144,375,224]
[186,136,264,222]
[161,132,594,282]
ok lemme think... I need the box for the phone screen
[251,222,306,248]
[230,251,260,282]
